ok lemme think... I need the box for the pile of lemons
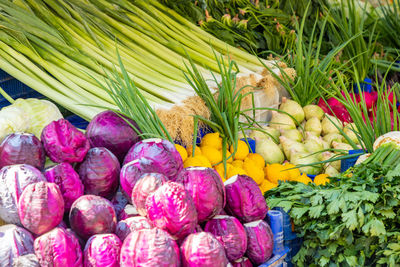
[175,132,330,195]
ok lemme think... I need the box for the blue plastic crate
[0,69,44,108]
[65,115,89,130]
[272,207,297,241]
[353,77,372,94]
[284,237,303,262]
[259,247,289,267]
[340,149,365,172]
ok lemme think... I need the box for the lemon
[215,163,234,182]
[246,153,265,169]
[186,145,202,157]
[265,163,288,184]
[196,155,212,168]
[225,150,233,163]
[260,179,278,194]
[293,173,312,185]
[232,160,244,169]
[227,166,247,179]
[314,174,330,185]
[230,140,249,160]
[282,163,301,181]
[202,146,222,165]
[243,158,264,185]
[175,144,188,162]
[201,132,222,150]
[183,157,202,168]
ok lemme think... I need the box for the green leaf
[327,197,344,215]
[357,207,365,226]
[291,206,309,219]
[377,209,396,219]
[310,194,323,206]
[345,256,358,266]
[319,256,330,266]
[363,218,386,236]
[342,209,358,230]
[309,205,324,218]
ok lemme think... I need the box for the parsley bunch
[266,145,400,266]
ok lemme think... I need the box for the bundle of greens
[160,0,327,56]
[265,142,400,266]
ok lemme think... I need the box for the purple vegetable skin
[111,191,129,220]
[115,216,153,241]
[231,257,253,267]
[0,224,34,266]
[244,220,274,265]
[34,227,83,267]
[119,159,144,202]
[120,228,180,267]
[0,133,45,170]
[0,164,46,224]
[132,172,167,216]
[86,110,141,163]
[44,162,84,211]
[41,119,89,163]
[224,175,268,223]
[146,181,198,240]
[176,167,225,222]
[12,254,40,267]
[84,234,121,267]
[180,232,228,267]
[123,138,183,179]
[18,181,64,235]
[118,204,139,220]
[69,195,117,240]
[204,215,247,261]
[78,147,120,199]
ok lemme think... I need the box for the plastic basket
[272,207,297,240]
[284,237,303,262]
[259,247,289,267]
[340,149,365,172]
[0,69,43,108]
[353,77,372,94]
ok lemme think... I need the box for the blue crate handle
[268,210,285,256]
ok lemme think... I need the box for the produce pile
[265,138,400,266]
[0,108,276,267]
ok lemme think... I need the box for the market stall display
[0,0,398,266]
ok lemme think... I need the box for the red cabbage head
[41,119,89,163]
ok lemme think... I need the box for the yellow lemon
[227,166,247,179]
[246,153,265,169]
[183,157,203,168]
[260,180,278,194]
[265,163,288,184]
[202,146,222,165]
[175,144,188,162]
[293,174,312,185]
[314,174,330,186]
[282,163,301,181]
[201,132,222,150]
[196,155,212,168]
[186,145,202,157]
[215,163,234,182]
[225,150,234,163]
[243,158,264,185]
[230,140,249,160]
[232,160,244,169]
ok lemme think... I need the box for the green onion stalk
[0,0,275,129]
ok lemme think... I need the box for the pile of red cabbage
[0,110,275,266]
